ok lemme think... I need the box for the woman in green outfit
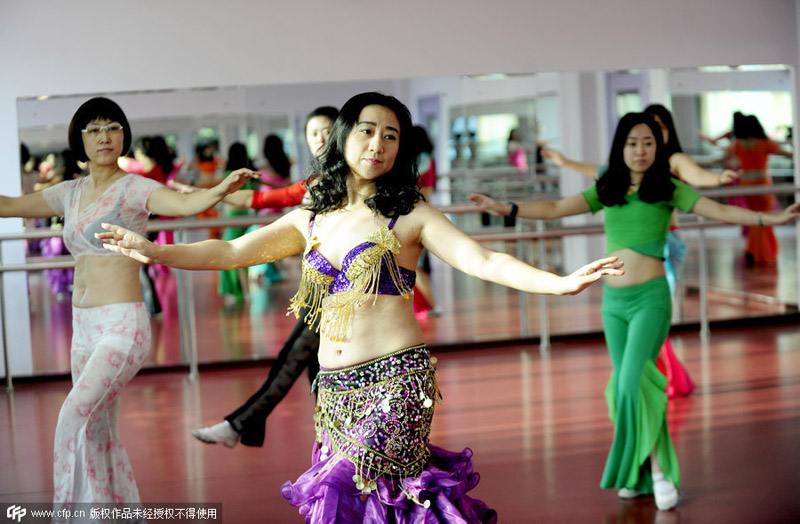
[469,112,800,511]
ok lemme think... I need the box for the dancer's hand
[719,169,739,185]
[773,202,800,225]
[215,168,260,196]
[541,148,565,167]
[467,193,509,216]
[96,223,156,263]
[560,256,624,295]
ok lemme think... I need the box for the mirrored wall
[15,65,797,375]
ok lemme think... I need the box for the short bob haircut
[597,112,674,207]
[644,104,683,157]
[68,97,132,163]
[307,92,421,218]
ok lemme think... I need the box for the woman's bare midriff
[71,255,144,308]
[605,248,665,288]
[317,295,424,369]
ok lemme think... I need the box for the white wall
[0,0,798,376]
[3,0,797,187]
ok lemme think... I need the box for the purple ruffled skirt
[280,345,497,523]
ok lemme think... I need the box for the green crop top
[582,179,701,259]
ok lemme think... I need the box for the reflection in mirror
[14,65,796,375]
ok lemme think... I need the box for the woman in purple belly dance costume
[98,91,624,523]
[0,97,256,515]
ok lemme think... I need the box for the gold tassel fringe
[289,226,412,341]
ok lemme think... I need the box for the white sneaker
[617,487,642,499]
[653,473,679,510]
[191,421,239,448]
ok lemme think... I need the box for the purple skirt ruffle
[281,440,497,523]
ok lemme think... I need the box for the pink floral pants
[53,302,150,506]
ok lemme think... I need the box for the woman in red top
[119,136,172,184]
[723,114,793,265]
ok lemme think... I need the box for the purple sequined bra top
[288,213,416,341]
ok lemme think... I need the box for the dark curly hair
[68,97,132,163]
[597,112,674,207]
[306,92,421,218]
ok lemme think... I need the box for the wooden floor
[3,225,800,522]
[2,325,800,522]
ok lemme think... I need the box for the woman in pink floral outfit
[0,97,256,513]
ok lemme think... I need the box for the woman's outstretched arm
[415,203,622,296]
[669,153,738,187]
[698,131,731,147]
[147,168,260,216]
[692,197,800,226]
[97,209,307,269]
[0,191,57,218]
[468,192,590,220]
[541,148,599,178]
[167,179,308,209]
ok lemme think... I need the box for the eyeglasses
[81,123,124,136]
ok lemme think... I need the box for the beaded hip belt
[314,344,440,491]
